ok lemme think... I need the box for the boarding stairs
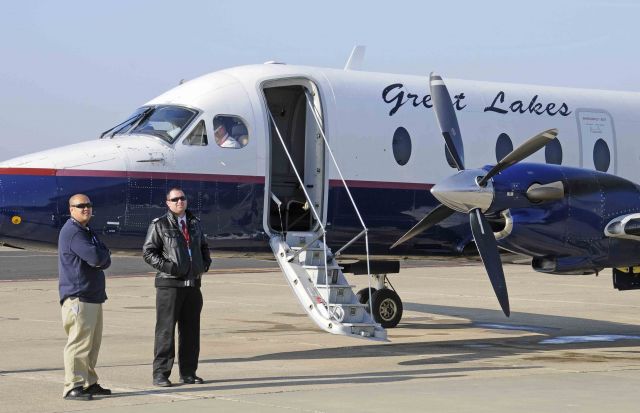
[267,88,386,340]
[270,232,386,339]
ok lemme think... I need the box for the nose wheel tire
[355,287,376,304]
[370,288,403,328]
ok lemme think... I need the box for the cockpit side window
[100,107,151,139]
[101,105,199,143]
[213,115,249,149]
[183,120,208,146]
[130,106,198,143]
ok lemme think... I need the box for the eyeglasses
[71,203,93,209]
[168,196,186,203]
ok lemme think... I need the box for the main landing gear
[342,260,403,328]
[355,277,403,328]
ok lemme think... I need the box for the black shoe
[87,383,112,395]
[179,375,204,384]
[153,376,172,387]
[64,386,92,400]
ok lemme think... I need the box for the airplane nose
[431,169,494,213]
[0,168,60,248]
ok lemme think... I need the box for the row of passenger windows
[391,127,612,173]
[183,115,249,149]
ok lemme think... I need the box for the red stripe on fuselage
[0,167,57,176]
[329,179,434,190]
[0,168,265,184]
[0,168,433,189]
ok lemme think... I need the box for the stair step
[342,322,378,338]
[270,234,387,341]
[329,303,368,308]
[302,264,342,270]
[316,285,355,303]
[328,303,368,323]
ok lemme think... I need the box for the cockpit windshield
[100,105,199,143]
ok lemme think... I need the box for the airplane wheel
[356,287,376,304]
[371,288,403,328]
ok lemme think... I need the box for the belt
[183,280,196,287]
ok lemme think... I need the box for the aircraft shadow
[4,303,639,396]
[201,302,640,369]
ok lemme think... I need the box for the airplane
[2,49,640,340]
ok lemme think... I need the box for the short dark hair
[166,187,185,200]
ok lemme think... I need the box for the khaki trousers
[61,298,103,396]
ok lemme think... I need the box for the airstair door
[262,80,326,235]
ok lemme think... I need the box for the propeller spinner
[391,72,559,317]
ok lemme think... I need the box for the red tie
[181,220,190,245]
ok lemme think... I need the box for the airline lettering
[484,91,572,117]
[382,83,571,117]
[382,83,467,116]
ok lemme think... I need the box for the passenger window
[545,138,563,165]
[392,126,411,165]
[183,120,208,146]
[593,138,610,172]
[495,133,513,162]
[213,115,248,149]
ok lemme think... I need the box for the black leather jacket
[143,210,212,288]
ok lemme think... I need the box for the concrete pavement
[2,261,640,412]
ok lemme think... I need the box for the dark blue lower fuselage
[0,171,469,257]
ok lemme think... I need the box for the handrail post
[303,91,373,321]
[269,89,375,327]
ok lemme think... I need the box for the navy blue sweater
[58,218,111,305]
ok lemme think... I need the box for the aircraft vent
[264,61,286,65]
[604,213,640,241]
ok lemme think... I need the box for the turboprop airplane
[2,52,640,340]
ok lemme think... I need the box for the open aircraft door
[262,78,327,236]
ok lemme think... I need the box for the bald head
[68,194,93,226]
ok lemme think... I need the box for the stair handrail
[303,90,374,318]
[267,90,375,323]
[304,90,369,238]
[267,110,326,235]
[267,110,333,318]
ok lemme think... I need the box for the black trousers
[153,287,203,378]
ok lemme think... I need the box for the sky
[1,0,639,161]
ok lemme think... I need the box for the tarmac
[2,247,640,412]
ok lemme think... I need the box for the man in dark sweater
[143,187,211,387]
[58,194,111,400]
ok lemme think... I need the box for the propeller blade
[390,203,455,249]
[478,128,558,186]
[469,208,510,316]
[430,73,465,170]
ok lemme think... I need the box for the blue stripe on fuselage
[0,173,468,256]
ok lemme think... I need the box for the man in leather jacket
[143,187,211,387]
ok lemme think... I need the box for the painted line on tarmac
[1,371,203,401]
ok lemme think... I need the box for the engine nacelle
[532,256,601,275]
[490,163,640,272]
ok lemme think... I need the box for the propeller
[477,129,558,186]
[430,74,465,171]
[469,208,510,316]
[390,203,455,250]
[391,72,559,317]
